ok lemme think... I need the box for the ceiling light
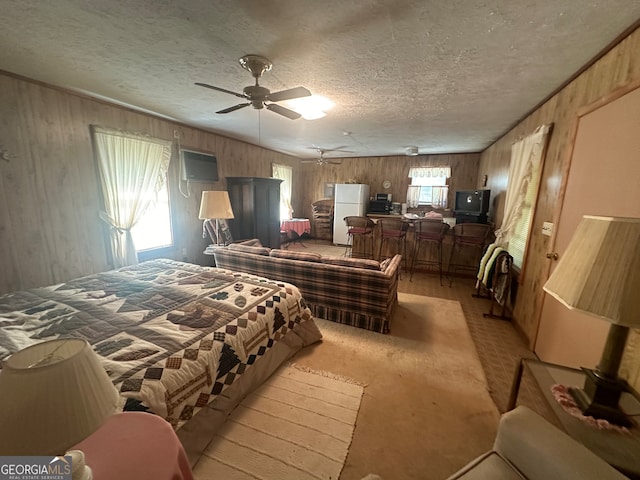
[405,146,419,156]
[301,110,327,120]
[283,95,334,121]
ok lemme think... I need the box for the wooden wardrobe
[226,177,282,248]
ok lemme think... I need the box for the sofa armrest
[494,406,627,480]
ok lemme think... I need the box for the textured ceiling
[0,1,638,160]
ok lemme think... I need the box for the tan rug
[193,365,364,480]
[291,293,500,480]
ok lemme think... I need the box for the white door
[535,84,640,369]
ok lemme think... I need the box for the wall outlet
[542,222,554,236]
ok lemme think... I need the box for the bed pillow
[321,256,381,270]
[269,249,322,263]
[228,243,271,256]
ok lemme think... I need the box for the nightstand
[509,358,640,479]
[73,412,194,480]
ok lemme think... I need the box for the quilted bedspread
[0,259,316,428]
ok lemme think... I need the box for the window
[272,163,293,220]
[407,167,450,208]
[92,126,172,267]
[495,124,551,270]
[130,181,173,251]
[508,169,541,268]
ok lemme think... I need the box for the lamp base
[68,450,93,480]
[568,368,633,428]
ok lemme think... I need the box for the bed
[0,258,321,457]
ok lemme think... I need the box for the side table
[281,218,311,237]
[509,358,640,479]
[73,412,194,480]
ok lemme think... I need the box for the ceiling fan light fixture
[405,146,419,156]
[284,95,334,121]
[301,110,326,120]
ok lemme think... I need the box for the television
[180,149,218,182]
[454,189,490,214]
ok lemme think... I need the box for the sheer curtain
[406,167,451,208]
[431,186,449,208]
[92,126,172,268]
[406,186,421,208]
[494,124,551,248]
[272,163,293,220]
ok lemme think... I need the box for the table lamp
[199,190,235,246]
[543,215,640,427]
[0,338,119,478]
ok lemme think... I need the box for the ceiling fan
[195,54,311,120]
[301,146,351,166]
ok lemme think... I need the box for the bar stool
[344,216,375,258]
[410,219,450,285]
[377,217,409,269]
[447,223,493,286]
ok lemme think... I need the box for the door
[535,82,640,368]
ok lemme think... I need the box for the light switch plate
[542,222,553,236]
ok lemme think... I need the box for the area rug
[192,365,364,480]
[291,292,500,480]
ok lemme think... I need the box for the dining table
[280,218,311,237]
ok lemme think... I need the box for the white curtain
[406,186,420,208]
[431,186,449,208]
[92,126,172,268]
[408,167,451,179]
[272,163,293,220]
[494,124,551,247]
[406,167,451,208]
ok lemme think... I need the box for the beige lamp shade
[0,338,119,455]
[198,190,235,220]
[543,215,640,327]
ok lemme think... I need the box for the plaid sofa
[213,243,401,333]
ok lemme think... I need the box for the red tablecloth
[73,412,194,480]
[281,218,311,236]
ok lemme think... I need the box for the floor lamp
[199,190,235,246]
[543,215,640,427]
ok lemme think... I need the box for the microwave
[369,200,391,213]
[376,193,392,201]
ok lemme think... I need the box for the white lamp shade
[0,338,119,455]
[543,215,640,327]
[198,191,234,220]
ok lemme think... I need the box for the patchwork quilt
[0,259,316,428]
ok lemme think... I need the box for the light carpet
[291,293,500,480]
[193,365,364,480]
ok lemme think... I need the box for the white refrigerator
[333,183,370,245]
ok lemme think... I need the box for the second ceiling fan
[301,146,351,166]
[196,55,311,120]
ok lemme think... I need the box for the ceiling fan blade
[267,86,311,102]
[265,103,302,120]
[195,82,246,99]
[216,103,251,114]
[325,146,352,153]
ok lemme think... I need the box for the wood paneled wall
[0,72,302,294]
[0,70,482,295]
[297,153,481,222]
[479,27,640,347]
